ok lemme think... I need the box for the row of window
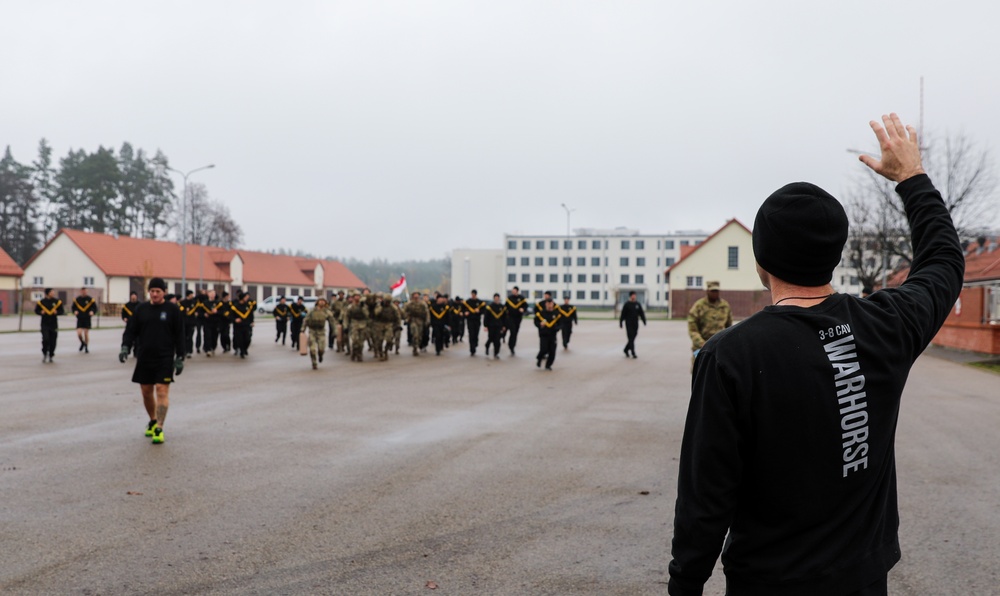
[507,273,653,285]
[506,256,677,267]
[517,289,667,302]
[32,276,95,287]
[508,239,690,251]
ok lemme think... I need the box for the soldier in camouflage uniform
[345,292,371,362]
[687,280,733,364]
[391,299,404,354]
[371,293,401,361]
[328,292,346,351]
[402,291,430,356]
[304,298,337,369]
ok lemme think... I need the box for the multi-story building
[502,228,708,309]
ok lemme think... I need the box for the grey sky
[4,1,999,262]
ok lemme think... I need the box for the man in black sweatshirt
[120,278,185,445]
[668,114,965,596]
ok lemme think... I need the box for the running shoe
[145,420,157,437]
[151,427,165,444]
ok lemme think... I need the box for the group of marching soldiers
[114,284,580,371]
[266,286,579,371]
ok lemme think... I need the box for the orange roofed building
[0,245,24,314]
[20,229,366,309]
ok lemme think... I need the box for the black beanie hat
[752,182,848,287]
[148,277,167,291]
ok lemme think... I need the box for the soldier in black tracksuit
[289,297,307,350]
[218,291,233,353]
[557,297,578,349]
[202,291,226,356]
[194,290,209,353]
[122,292,141,356]
[534,300,562,370]
[35,288,65,363]
[619,292,646,358]
[450,296,464,345]
[462,290,485,356]
[273,297,290,345]
[482,294,507,360]
[428,295,451,355]
[229,293,255,358]
[505,287,528,356]
[179,291,198,358]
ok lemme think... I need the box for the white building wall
[108,277,132,303]
[669,224,760,292]
[502,231,707,308]
[450,249,506,298]
[22,234,108,301]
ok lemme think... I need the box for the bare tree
[183,182,243,249]
[846,131,998,288]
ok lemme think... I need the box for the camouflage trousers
[349,324,367,361]
[372,322,393,360]
[307,327,326,366]
[407,321,425,354]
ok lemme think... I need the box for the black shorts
[132,358,174,385]
[76,317,92,329]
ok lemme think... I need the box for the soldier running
[35,288,65,363]
[72,287,97,353]
[482,293,508,360]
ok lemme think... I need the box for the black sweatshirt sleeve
[871,174,965,360]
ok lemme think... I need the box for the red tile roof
[885,239,1000,287]
[0,246,23,277]
[25,229,365,289]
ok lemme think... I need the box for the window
[521,273,530,282]
[535,257,544,266]
[576,290,585,300]
[506,257,515,266]
[548,257,558,266]
[850,275,859,285]
[656,274,660,283]
[591,290,600,300]
[508,273,516,282]
[665,257,675,266]
[33,276,43,286]
[728,246,739,269]
[563,273,572,283]
[592,240,601,249]
[535,273,544,282]
[576,257,586,266]
[591,257,600,267]
[508,240,516,250]
[564,240,572,249]
[562,257,571,266]
[578,240,587,250]
[681,240,690,246]
[522,240,530,249]
[664,240,675,249]
[534,290,543,299]
[636,240,645,249]
[621,274,630,284]
[521,257,529,266]
[577,274,586,283]
[620,257,629,267]
[550,240,559,249]
[83,276,94,286]
[621,240,630,250]
[549,273,558,283]
[635,274,645,284]
[536,240,545,250]
[591,274,601,283]
[636,257,645,267]
[686,276,703,288]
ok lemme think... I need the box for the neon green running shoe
[145,420,157,437]
[151,427,165,444]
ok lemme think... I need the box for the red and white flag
[390,274,407,297]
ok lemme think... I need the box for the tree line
[0,139,241,266]
[844,131,998,291]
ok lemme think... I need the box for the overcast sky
[4,1,999,262]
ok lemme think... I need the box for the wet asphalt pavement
[1,319,998,595]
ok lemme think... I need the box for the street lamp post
[165,164,215,294]
[560,203,575,299]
